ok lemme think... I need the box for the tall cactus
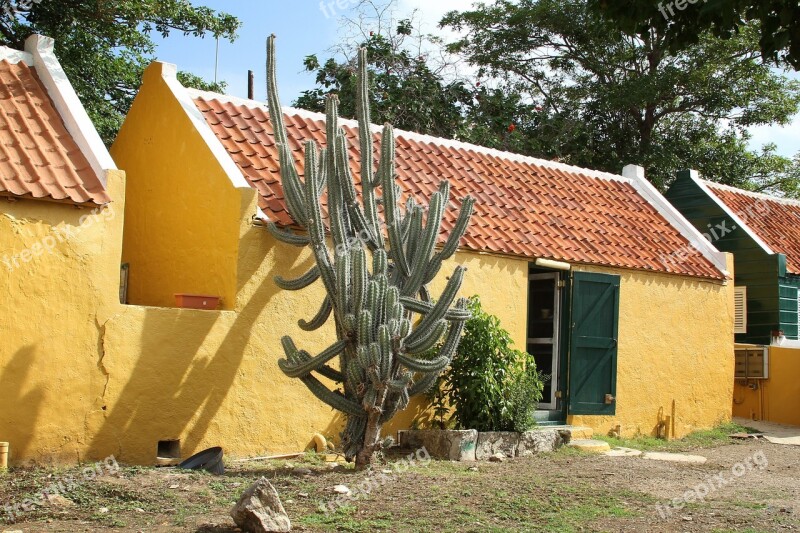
[267,35,475,468]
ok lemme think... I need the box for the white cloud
[748,116,800,157]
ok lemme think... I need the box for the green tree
[0,0,239,144]
[442,0,800,192]
[589,0,800,69]
[294,18,471,138]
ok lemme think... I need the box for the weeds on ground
[597,422,759,452]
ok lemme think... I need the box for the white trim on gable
[687,171,775,256]
[160,66,251,192]
[0,46,32,65]
[24,34,116,185]
[623,165,730,276]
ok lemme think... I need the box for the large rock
[475,432,519,460]
[230,477,291,533]
[517,428,570,456]
[397,429,478,461]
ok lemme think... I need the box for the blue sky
[150,1,340,104]
[151,0,799,158]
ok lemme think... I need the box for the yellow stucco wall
[110,63,241,310]
[732,346,800,426]
[568,259,735,439]
[1,58,736,466]
[0,171,126,464]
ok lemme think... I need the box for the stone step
[568,426,594,440]
[567,439,611,453]
[542,425,594,440]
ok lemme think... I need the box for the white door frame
[527,272,561,410]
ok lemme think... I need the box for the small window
[797,292,800,338]
[734,286,747,334]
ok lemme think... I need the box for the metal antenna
[214,37,219,84]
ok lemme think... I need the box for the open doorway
[527,270,562,414]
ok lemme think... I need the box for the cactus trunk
[266,35,474,468]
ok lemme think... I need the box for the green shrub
[441,296,544,432]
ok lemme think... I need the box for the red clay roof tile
[192,95,722,279]
[705,181,800,275]
[0,60,109,205]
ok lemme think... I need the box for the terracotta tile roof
[0,60,109,205]
[193,94,724,280]
[704,181,800,274]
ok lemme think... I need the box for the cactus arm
[266,222,310,247]
[279,339,348,378]
[275,266,320,291]
[436,298,469,361]
[356,47,374,190]
[352,247,368,316]
[267,35,289,147]
[402,187,446,296]
[316,365,344,383]
[396,351,450,374]
[357,53,385,249]
[403,319,448,354]
[299,295,333,331]
[408,371,440,396]
[437,195,475,261]
[379,125,410,276]
[404,266,465,345]
[300,374,364,417]
[399,297,471,321]
[277,144,308,225]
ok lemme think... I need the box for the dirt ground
[1,439,798,532]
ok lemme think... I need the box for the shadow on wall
[0,346,44,460]
[86,230,302,464]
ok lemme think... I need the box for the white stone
[332,485,351,494]
[642,452,707,464]
[603,447,643,457]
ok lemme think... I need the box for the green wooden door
[568,272,620,415]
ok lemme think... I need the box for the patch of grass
[298,504,381,532]
[597,422,758,452]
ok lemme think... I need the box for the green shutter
[568,271,620,415]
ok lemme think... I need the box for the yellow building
[1,43,737,466]
[0,36,125,463]
[107,60,735,463]
[665,175,800,427]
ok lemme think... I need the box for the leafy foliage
[443,297,544,432]
[589,0,800,69]
[0,0,239,144]
[441,0,800,192]
[294,22,471,139]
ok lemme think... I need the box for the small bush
[440,296,544,432]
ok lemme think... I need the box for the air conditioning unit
[734,346,769,380]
